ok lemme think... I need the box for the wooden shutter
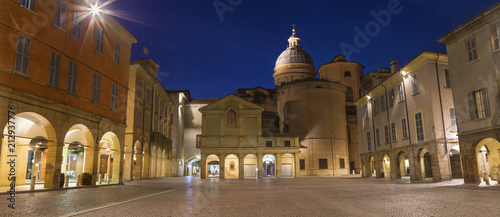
[482,88,491,117]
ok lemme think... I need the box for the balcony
[196,134,299,149]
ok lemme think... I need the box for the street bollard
[76,174,81,187]
[30,176,36,190]
[352,170,355,175]
[360,171,363,177]
[98,174,102,185]
[104,173,109,184]
[64,175,69,188]
[108,176,112,184]
[483,171,490,185]
[497,172,500,182]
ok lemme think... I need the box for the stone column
[143,153,150,178]
[45,139,64,189]
[219,154,225,179]
[294,153,300,177]
[238,153,245,179]
[434,143,452,182]
[407,148,420,181]
[123,150,133,180]
[276,153,282,178]
[460,142,480,183]
[133,153,143,179]
[257,153,264,178]
[200,154,206,179]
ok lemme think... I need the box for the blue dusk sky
[105,0,498,98]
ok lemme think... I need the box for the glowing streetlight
[401,70,408,76]
[90,4,101,16]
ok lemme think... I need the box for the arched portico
[62,124,94,183]
[97,132,121,184]
[206,155,220,178]
[224,154,239,179]
[243,154,258,178]
[475,138,500,181]
[1,112,59,188]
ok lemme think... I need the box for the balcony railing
[196,134,299,148]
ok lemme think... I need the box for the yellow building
[0,0,136,188]
[124,59,175,180]
[438,3,500,183]
[355,51,458,182]
[197,28,363,178]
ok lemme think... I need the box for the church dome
[275,28,314,68]
[275,46,314,67]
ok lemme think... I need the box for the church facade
[197,29,362,178]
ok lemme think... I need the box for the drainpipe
[370,97,378,177]
[401,72,413,179]
[381,83,393,178]
[434,53,452,181]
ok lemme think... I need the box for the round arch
[281,153,294,178]
[418,148,433,179]
[62,124,94,183]
[475,138,500,181]
[449,145,463,179]
[382,154,390,178]
[397,151,409,178]
[206,154,220,177]
[263,154,276,177]
[243,154,258,178]
[97,132,121,184]
[225,154,239,179]
[1,112,57,187]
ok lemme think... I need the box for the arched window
[344,71,352,77]
[346,87,353,102]
[227,110,237,126]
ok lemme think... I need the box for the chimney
[390,59,399,74]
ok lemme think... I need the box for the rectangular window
[493,25,500,51]
[145,113,150,131]
[92,73,101,103]
[319,159,328,169]
[14,35,31,75]
[375,128,380,145]
[96,27,105,54]
[137,82,143,98]
[137,109,142,128]
[300,159,305,170]
[468,88,491,120]
[380,94,386,111]
[466,38,478,62]
[401,118,408,139]
[339,158,345,169]
[449,108,457,132]
[388,89,395,107]
[284,141,291,147]
[391,122,397,141]
[67,61,78,94]
[374,99,379,114]
[53,0,66,29]
[266,141,272,147]
[21,0,36,11]
[113,42,121,65]
[384,125,389,143]
[111,83,118,110]
[71,12,82,39]
[415,112,424,143]
[412,75,419,95]
[367,132,371,151]
[398,83,404,102]
[48,52,61,87]
[444,69,451,88]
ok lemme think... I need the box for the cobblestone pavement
[2,176,500,216]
